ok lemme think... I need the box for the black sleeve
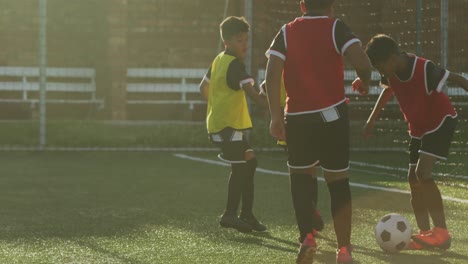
[334,19,359,55]
[426,61,448,93]
[380,74,390,87]
[204,66,212,80]
[226,59,253,91]
[266,27,286,59]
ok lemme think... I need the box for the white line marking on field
[351,167,403,179]
[350,161,408,173]
[350,161,468,180]
[174,153,468,205]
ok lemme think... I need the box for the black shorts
[409,116,457,164]
[285,102,349,171]
[210,127,252,163]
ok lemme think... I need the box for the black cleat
[219,214,253,233]
[240,215,267,232]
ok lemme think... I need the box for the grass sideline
[0,119,466,149]
[0,151,467,263]
[0,119,466,182]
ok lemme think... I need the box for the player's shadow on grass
[441,250,468,261]
[75,239,148,264]
[319,242,461,264]
[227,232,296,254]
[352,246,456,264]
[314,250,364,264]
[319,232,468,263]
[249,232,298,247]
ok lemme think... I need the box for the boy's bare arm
[362,88,393,138]
[367,88,393,124]
[242,82,267,108]
[265,56,284,122]
[199,80,209,100]
[447,73,468,92]
[265,55,285,141]
[345,42,373,94]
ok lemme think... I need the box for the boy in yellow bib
[199,16,267,233]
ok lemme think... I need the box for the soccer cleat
[219,214,252,233]
[411,229,432,237]
[296,233,316,264]
[409,230,431,250]
[412,227,451,250]
[336,245,353,264]
[240,214,267,232]
[406,240,425,250]
[410,229,432,241]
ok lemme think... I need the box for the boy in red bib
[360,34,468,250]
[265,0,373,263]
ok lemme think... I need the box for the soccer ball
[375,213,412,253]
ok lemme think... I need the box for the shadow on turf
[75,240,148,264]
[227,232,297,254]
[317,239,468,264]
[351,245,462,264]
[248,232,298,247]
[226,230,364,263]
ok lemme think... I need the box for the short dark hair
[220,16,250,41]
[304,0,335,11]
[365,34,400,67]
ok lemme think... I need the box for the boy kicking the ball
[361,34,468,250]
[199,16,267,233]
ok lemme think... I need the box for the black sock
[309,176,323,231]
[311,176,318,210]
[328,178,352,248]
[290,173,316,242]
[421,179,447,229]
[241,158,257,218]
[409,175,431,231]
[225,163,246,215]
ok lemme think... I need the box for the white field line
[0,146,465,179]
[174,153,468,205]
[350,167,404,179]
[350,161,468,180]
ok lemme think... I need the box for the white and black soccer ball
[375,213,412,253]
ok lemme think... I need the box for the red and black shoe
[406,230,430,250]
[406,240,425,250]
[296,233,317,264]
[336,245,353,264]
[412,227,451,250]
